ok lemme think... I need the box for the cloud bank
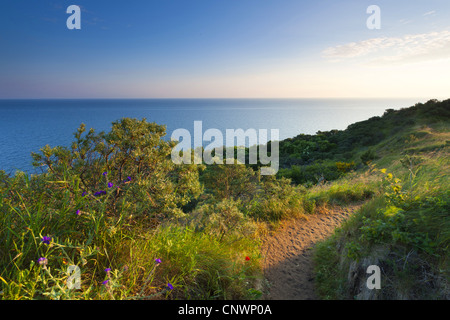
[322,30,450,65]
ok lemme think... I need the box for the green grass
[106,225,262,300]
[0,166,263,300]
[307,177,377,207]
[0,185,263,300]
[313,129,450,299]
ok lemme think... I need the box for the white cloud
[322,30,450,65]
[423,10,436,16]
[398,19,413,25]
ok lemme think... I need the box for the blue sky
[0,0,449,98]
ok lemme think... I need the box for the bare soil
[261,204,361,300]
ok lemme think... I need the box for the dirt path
[261,204,361,300]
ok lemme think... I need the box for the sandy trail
[261,204,361,300]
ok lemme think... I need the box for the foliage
[31,118,203,219]
[2,98,449,300]
[201,161,258,202]
[336,161,356,173]
[277,98,450,184]
[314,157,450,299]
[360,148,377,165]
[190,198,255,241]
[357,169,449,256]
[0,119,261,300]
[277,161,343,185]
[244,176,306,221]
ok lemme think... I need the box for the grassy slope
[311,99,449,299]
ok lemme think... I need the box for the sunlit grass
[313,126,450,300]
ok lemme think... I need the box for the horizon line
[0,96,440,100]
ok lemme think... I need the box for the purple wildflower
[94,190,107,197]
[102,172,107,176]
[41,236,51,245]
[123,176,132,183]
[102,279,109,285]
[82,191,87,197]
[154,258,161,264]
[105,268,111,273]
[108,182,114,188]
[167,283,174,290]
[38,257,48,266]
[76,209,80,215]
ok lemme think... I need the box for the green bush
[360,148,376,165]
[244,176,305,221]
[278,161,342,185]
[201,161,258,202]
[189,198,255,241]
[336,161,356,173]
[31,118,203,219]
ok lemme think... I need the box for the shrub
[336,161,356,173]
[190,198,255,241]
[244,176,305,221]
[278,161,342,185]
[31,118,203,219]
[201,161,258,202]
[361,148,376,165]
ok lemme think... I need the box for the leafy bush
[31,118,203,219]
[189,198,255,241]
[244,176,306,221]
[336,161,356,173]
[278,161,343,185]
[201,161,258,202]
[313,165,450,299]
[360,148,376,165]
[358,171,449,257]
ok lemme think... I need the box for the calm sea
[0,98,423,174]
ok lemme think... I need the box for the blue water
[0,98,422,174]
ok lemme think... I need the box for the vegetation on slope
[313,99,449,299]
[0,98,448,300]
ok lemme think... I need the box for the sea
[0,98,424,175]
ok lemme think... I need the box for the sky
[0,0,449,99]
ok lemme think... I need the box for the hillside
[309,99,450,299]
[277,98,450,185]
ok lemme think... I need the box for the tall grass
[117,225,261,300]
[0,169,262,300]
[313,146,450,299]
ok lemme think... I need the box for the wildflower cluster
[94,190,107,197]
[80,172,132,199]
